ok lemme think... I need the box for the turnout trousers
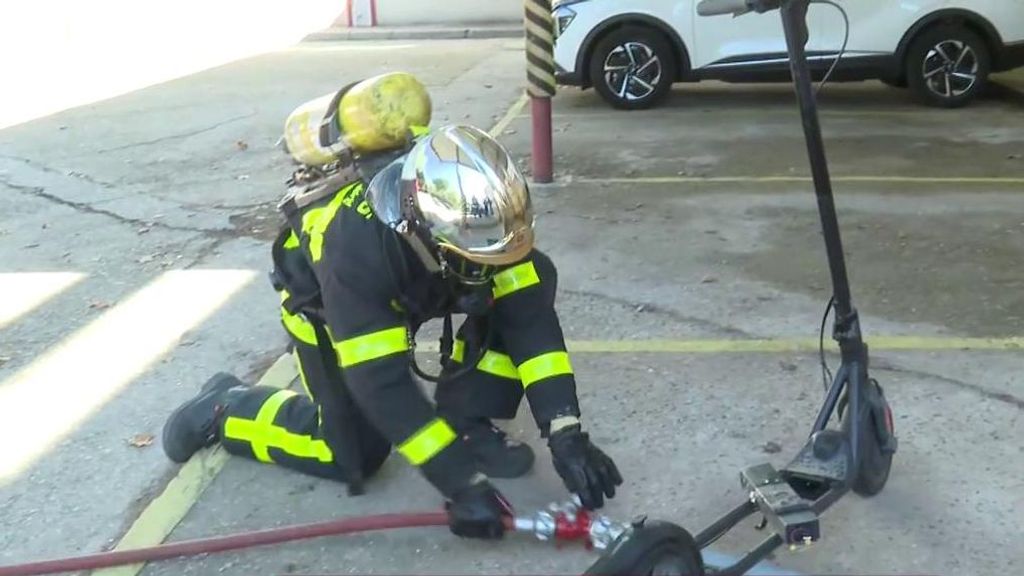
[216,309,527,483]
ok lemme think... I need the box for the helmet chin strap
[387,220,488,384]
[395,220,442,274]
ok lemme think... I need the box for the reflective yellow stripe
[451,339,519,380]
[294,350,314,399]
[283,231,301,249]
[222,390,333,464]
[301,184,359,262]
[479,351,519,380]
[492,261,540,299]
[281,308,317,345]
[398,418,457,465]
[335,326,409,368]
[280,291,318,347]
[410,125,430,137]
[518,351,573,389]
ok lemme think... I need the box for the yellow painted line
[489,92,529,136]
[0,269,257,482]
[515,108,1020,119]
[94,353,299,576]
[575,175,1024,185]
[0,271,85,330]
[416,336,1024,354]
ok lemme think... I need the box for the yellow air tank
[282,72,432,166]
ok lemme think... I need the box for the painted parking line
[414,336,1024,354]
[92,353,298,576]
[0,271,85,330]
[515,107,1024,119]
[573,175,1024,186]
[0,269,256,484]
[491,92,529,136]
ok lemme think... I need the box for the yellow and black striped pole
[524,0,556,183]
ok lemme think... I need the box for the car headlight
[553,5,576,38]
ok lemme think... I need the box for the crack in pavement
[0,178,229,237]
[561,288,753,338]
[96,111,258,153]
[0,153,119,189]
[875,360,1024,411]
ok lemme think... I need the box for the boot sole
[162,372,246,463]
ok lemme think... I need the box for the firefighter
[161,74,621,540]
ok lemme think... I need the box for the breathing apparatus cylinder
[282,72,432,166]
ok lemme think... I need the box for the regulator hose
[0,511,457,576]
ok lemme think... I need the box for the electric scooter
[511,1,899,573]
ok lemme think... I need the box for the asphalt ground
[1,38,1022,576]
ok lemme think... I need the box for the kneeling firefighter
[162,72,622,539]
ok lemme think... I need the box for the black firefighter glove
[548,424,623,510]
[446,477,513,539]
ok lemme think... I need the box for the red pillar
[531,97,553,183]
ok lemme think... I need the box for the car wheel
[906,24,990,108]
[588,26,676,110]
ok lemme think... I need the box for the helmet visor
[365,156,405,228]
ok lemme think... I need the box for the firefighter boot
[162,372,247,463]
[462,418,535,478]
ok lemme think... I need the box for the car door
[814,0,939,57]
[690,2,842,71]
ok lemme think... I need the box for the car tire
[906,24,990,108]
[588,26,676,110]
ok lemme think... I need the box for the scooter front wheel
[584,521,705,576]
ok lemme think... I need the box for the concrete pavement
[1,36,1023,576]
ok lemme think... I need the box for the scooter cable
[814,0,850,95]
[819,294,835,390]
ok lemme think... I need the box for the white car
[552,0,1024,108]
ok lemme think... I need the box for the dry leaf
[701,274,718,284]
[0,356,9,367]
[236,140,249,151]
[89,301,111,310]
[128,433,154,448]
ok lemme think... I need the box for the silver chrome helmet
[367,124,535,284]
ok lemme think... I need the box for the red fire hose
[0,497,611,576]
[0,511,463,576]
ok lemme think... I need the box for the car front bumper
[555,63,583,86]
[996,41,1024,71]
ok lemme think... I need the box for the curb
[303,25,523,42]
[990,77,1024,107]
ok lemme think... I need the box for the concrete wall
[367,0,522,26]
